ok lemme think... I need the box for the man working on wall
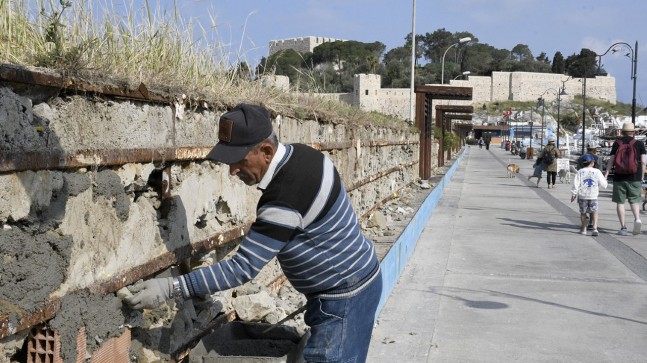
[125,103,383,362]
[604,122,647,236]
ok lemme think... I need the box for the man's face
[228,143,272,186]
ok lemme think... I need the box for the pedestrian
[571,154,608,236]
[576,145,601,170]
[577,145,602,229]
[478,137,484,149]
[483,132,491,150]
[124,103,382,362]
[527,156,543,187]
[539,137,560,188]
[604,122,647,236]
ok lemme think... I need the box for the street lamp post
[452,71,471,80]
[529,120,534,160]
[582,75,587,156]
[538,87,562,149]
[409,0,416,123]
[528,106,535,160]
[441,37,471,84]
[556,87,567,148]
[556,77,571,148]
[596,41,638,124]
[539,97,545,149]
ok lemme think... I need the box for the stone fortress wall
[269,36,346,56]
[267,38,617,120]
[312,72,617,120]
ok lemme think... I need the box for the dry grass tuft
[0,0,410,129]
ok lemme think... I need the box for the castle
[269,36,346,56]
[266,37,617,121]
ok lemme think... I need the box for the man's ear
[259,142,276,162]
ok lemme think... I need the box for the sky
[133,0,645,107]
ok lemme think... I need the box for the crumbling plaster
[0,84,420,361]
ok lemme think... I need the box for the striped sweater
[178,143,379,297]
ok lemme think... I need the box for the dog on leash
[507,160,520,178]
[558,168,570,183]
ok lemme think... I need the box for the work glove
[124,277,174,310]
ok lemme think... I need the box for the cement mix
[0,228,72,326]
[49,290,127,362]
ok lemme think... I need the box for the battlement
[269,36,346,55]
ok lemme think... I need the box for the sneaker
[619,227,629,236]
[592,230,599,236]
[633,220,642,235]
[580,230,587,235]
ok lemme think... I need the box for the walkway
[368,145,647,362]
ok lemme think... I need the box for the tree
[551,51,565,74]
[565,49,598,78]
[536,52,550,63]
[417,29,476,81]
[257,49,306,82]
[382,46,411,87]
[311,40,385,69]
[418,28,454,63]
[511,44,533,61]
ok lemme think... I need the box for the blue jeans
[302,271,382,362]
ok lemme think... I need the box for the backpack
[542,149,554,165]
[613,139,638,174]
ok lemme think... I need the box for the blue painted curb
[375,151,465,316]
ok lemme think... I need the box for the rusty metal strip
[93,223,252,294]
[0,142,418,173]
[347,161,418,192]
[0,224,250,340]
[312,140,419,151]
[0,147,213,173]
[0,298,62,340]
[0,64,169,103]
[0,166,411,339]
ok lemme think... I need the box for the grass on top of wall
[0,0,412,130]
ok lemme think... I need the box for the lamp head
[459,37,472,44]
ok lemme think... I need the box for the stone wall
[268,36,346,56]
[264,71,617,121]
[0,74,420,361]
[354,74,412,120]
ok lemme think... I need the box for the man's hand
[124,277,174,310]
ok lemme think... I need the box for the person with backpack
[539,137,560,188]
[604,122,647,236]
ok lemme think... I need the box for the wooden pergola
[443,113,474,161]
[414,85,473,178]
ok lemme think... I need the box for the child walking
[528,156,543,187]
[570,154,608,236]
